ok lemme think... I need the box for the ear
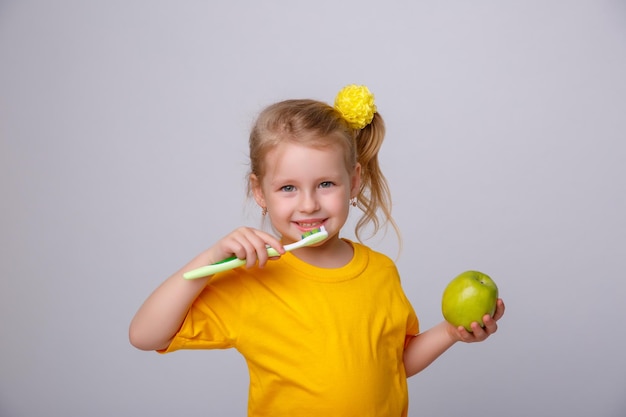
[350,163,362,199]
[250,174,266,207]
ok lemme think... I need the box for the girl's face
[251,141,360,246]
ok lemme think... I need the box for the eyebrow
[269,173,344,187]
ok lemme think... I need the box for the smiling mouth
[296,221,325,231]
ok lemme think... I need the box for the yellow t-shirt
[163,241,419,417]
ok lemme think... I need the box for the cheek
[265,194,293,215]
[325,194,350,215]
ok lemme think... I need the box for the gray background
[1,1,625,416]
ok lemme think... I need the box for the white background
[1,1,625,416]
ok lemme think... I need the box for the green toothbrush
[183,226,328,279]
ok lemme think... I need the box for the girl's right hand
[206,227,285,270]
[129,227,284,351]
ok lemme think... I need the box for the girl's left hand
[449,298,506,343]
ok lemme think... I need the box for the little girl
[129,85,504,417]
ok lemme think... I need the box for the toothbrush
[183,226,328,280]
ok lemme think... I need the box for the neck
[291,237,353,268]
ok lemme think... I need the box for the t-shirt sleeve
[159,271,246,353]
[407,308,419,336]
[403,302,420,349]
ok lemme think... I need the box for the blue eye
[319,181,333,188]
[281,185,295,192]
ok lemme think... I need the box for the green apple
[441,270,499,332]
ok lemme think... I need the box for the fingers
[220,227,284,269]
[456,325,474,342]
[472,299,504,338]
[481,314,498,335]
[492,298,506,321]
[447,299,505,344]
[454,314,499,343]
[256,231,285,267]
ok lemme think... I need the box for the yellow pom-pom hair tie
[334,84,377,130]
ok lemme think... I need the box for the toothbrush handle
[183,256,246,279]
[183,246,282,280]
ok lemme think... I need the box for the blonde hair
[247,98,400,243]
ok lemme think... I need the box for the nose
[299,190,320,213]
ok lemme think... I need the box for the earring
[261,207,268,216]
[350,198,357,207]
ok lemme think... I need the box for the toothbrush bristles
[301,227,323,238]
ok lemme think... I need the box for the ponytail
[353,112,400,243]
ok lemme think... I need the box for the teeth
[299,223,320,228]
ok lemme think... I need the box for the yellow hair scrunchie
[334,84,377,130]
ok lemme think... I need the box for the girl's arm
[128,227,284,351]
[403,299,505,377]
[128,262,210,351]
